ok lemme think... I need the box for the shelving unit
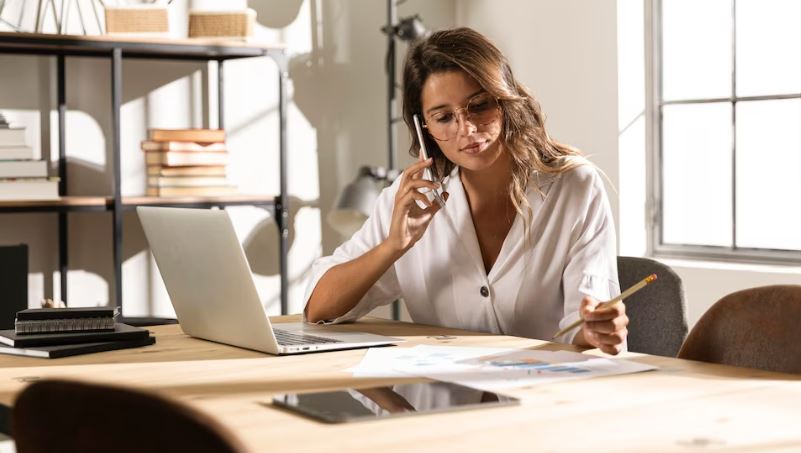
[0,32,290,319]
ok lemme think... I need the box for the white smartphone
[412,114,446,208]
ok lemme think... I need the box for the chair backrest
[12,379,248,453]
[617,256,688,357]
[678,285,801,374]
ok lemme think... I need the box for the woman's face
[420,70,504,173]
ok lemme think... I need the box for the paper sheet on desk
[349,345,511,377]
[350,345,657,391]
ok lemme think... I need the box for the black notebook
[16,307,117,321]
[0,323,149,348]
[0,335,156,359]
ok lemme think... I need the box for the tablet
[271,381,518,423]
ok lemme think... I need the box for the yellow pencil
[551,273,658,340]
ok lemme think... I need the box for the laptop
[137,206,401,355]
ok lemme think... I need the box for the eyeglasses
[423,92,500,141]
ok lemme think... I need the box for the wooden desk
[0,316,799,452]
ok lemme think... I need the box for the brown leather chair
[678,285,801,374]
[12,379,248,453]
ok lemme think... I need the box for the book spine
[0,128,28,147]
[15,317,116,335]
[16,309,117,321]
[148,129,226,143]
[0,179,59,200]
[0,335,156,359]
[48,336,156,359]
[145,151,228,167]
[0,146,35,160]
[0,160,48,178]
[141,141,227,153]
[4,327,149,348]
[147,175,228,187]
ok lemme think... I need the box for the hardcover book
[0,335,156,359]
[146,185,237,197]
[146,165,227,177]
[0,177,59,200]
[147,175,228,187]
[0,128,27,147]
[0,323,149,348]
[148,128,226,143]
[16,307,117,321]
[144,151,228,167]
[0,160,48,179]
[141,141,227,153]
[0,145,35,161]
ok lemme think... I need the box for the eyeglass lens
[425,94,499,141]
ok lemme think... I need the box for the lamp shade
[327,166,387,236]
[395,15,428,41]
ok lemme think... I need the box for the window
[652,0,801,263]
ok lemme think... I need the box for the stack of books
[142,128,236,197]
[0,307,155,359]
[0,114,58,200]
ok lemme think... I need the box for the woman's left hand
[578,296,629,355]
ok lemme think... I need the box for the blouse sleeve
[302,177,403,324]
[559,167,621,345]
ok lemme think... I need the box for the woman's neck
[460,149,514,209]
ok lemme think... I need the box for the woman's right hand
[384,158,447,254]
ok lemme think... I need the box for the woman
[305,27,627,354]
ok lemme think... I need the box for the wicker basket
[188,9,256,39]
[105,6,169,35]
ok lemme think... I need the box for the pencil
[551,273,658,340]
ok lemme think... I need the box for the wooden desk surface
[0,316,799,452]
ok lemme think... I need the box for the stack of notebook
[0,114,59,200]
[0,307,155,359]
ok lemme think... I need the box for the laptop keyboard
[273,329,343,346]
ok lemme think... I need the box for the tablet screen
[271,381,518,423]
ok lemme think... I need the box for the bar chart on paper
[461,351,595,374]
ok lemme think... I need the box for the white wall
[456,0,620,224]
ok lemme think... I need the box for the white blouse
[304,163,620,344]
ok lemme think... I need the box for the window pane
[662,103,733,246]
[736,0,801,97]
[735,99,801,251]
[662,0,732,101]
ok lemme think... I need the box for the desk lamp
[328,2,428,238]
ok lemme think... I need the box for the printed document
[350,345,656,391]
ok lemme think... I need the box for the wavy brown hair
[402,27,585,223]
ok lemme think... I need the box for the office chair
[12,379,248,453]
[617,256,688,357]
[678,285,801,374]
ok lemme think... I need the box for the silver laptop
[137,206,400,355]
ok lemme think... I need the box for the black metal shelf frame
[0,34,290,316]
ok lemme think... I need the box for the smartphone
[271,380,518,423]
[412,114,446,208]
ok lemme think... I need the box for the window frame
[647,0,801,265]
